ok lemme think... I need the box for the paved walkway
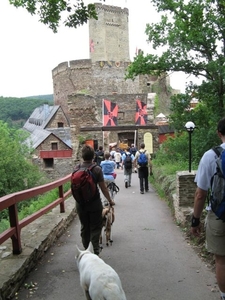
[2,169,221,300]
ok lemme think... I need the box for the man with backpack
[191,117,225,300]
[121,147,134,188]
[71,145,115,255]
[130,144,138,173]
[134,143,152,194]
[130,144,137,156]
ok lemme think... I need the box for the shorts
[104,178,114,187]
[206,210,225,256]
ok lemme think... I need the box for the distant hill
[0,95,54,129]
[25,94,53,102]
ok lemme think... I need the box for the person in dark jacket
[134,143,152,194]
[94,146,104,166]
[121,147,134,188]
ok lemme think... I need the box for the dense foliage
[126,0,225,109]
[0,95,53,128]
[126,0,225,162]
[0,121,44,198]
[156,132,219,171]
[9,0,105,32]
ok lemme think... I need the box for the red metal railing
[0,174,72,254]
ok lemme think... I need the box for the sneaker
[140,191,144,194]
[125,181,128,188]
[145,189,149,192]
[129,183,131,187]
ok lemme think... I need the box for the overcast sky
[0,0,189,98]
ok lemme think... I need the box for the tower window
[58,122,64,128]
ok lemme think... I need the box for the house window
[43,158,54,169]
[51,142,58,150]
[58,122,64,128]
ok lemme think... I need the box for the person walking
[134,142,152,194]
[100,151,116,187]
[130,144,137,156]
[100,152,116,205]
[130,144,138,173]
[121,147,134,188]
[114,148,122,169]
[94,146,104,166]
[191,117,225,300]
[74,145,115,255]
[110,147,116,161]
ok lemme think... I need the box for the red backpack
[71,164,97,204]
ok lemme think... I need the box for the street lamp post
[185,121,196,173]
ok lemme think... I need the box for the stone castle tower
[51,3,170,155]
[52,3,158,116]
[89,4,130,62]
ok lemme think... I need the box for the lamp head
[185,121,195,132]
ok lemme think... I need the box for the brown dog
[100,206,115,247]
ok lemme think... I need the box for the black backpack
[95,151,104,166]
[124,154,132,170]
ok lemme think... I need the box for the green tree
[9,0,105,33]
[126,0,225,119]
[0,121,44,197]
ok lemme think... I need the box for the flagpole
[134,130,137,147]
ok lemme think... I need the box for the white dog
[75,242,126,300]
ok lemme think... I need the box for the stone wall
[153,168,197,225]
[68,93,148,127]
[47,106,70,128]
[33,131,73,180]
[44,158,74,179]
[172,171,196,225]
[52,59,148,116]
[67,93,159,160]
[176,171,196,207]
[33,157,74,180]
[36,135,69,152]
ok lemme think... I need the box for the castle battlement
[94,3,129,15]
[69,59,92,69]
[52,59,92,77]
[52,61,68,76]
[52,59,132,78]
